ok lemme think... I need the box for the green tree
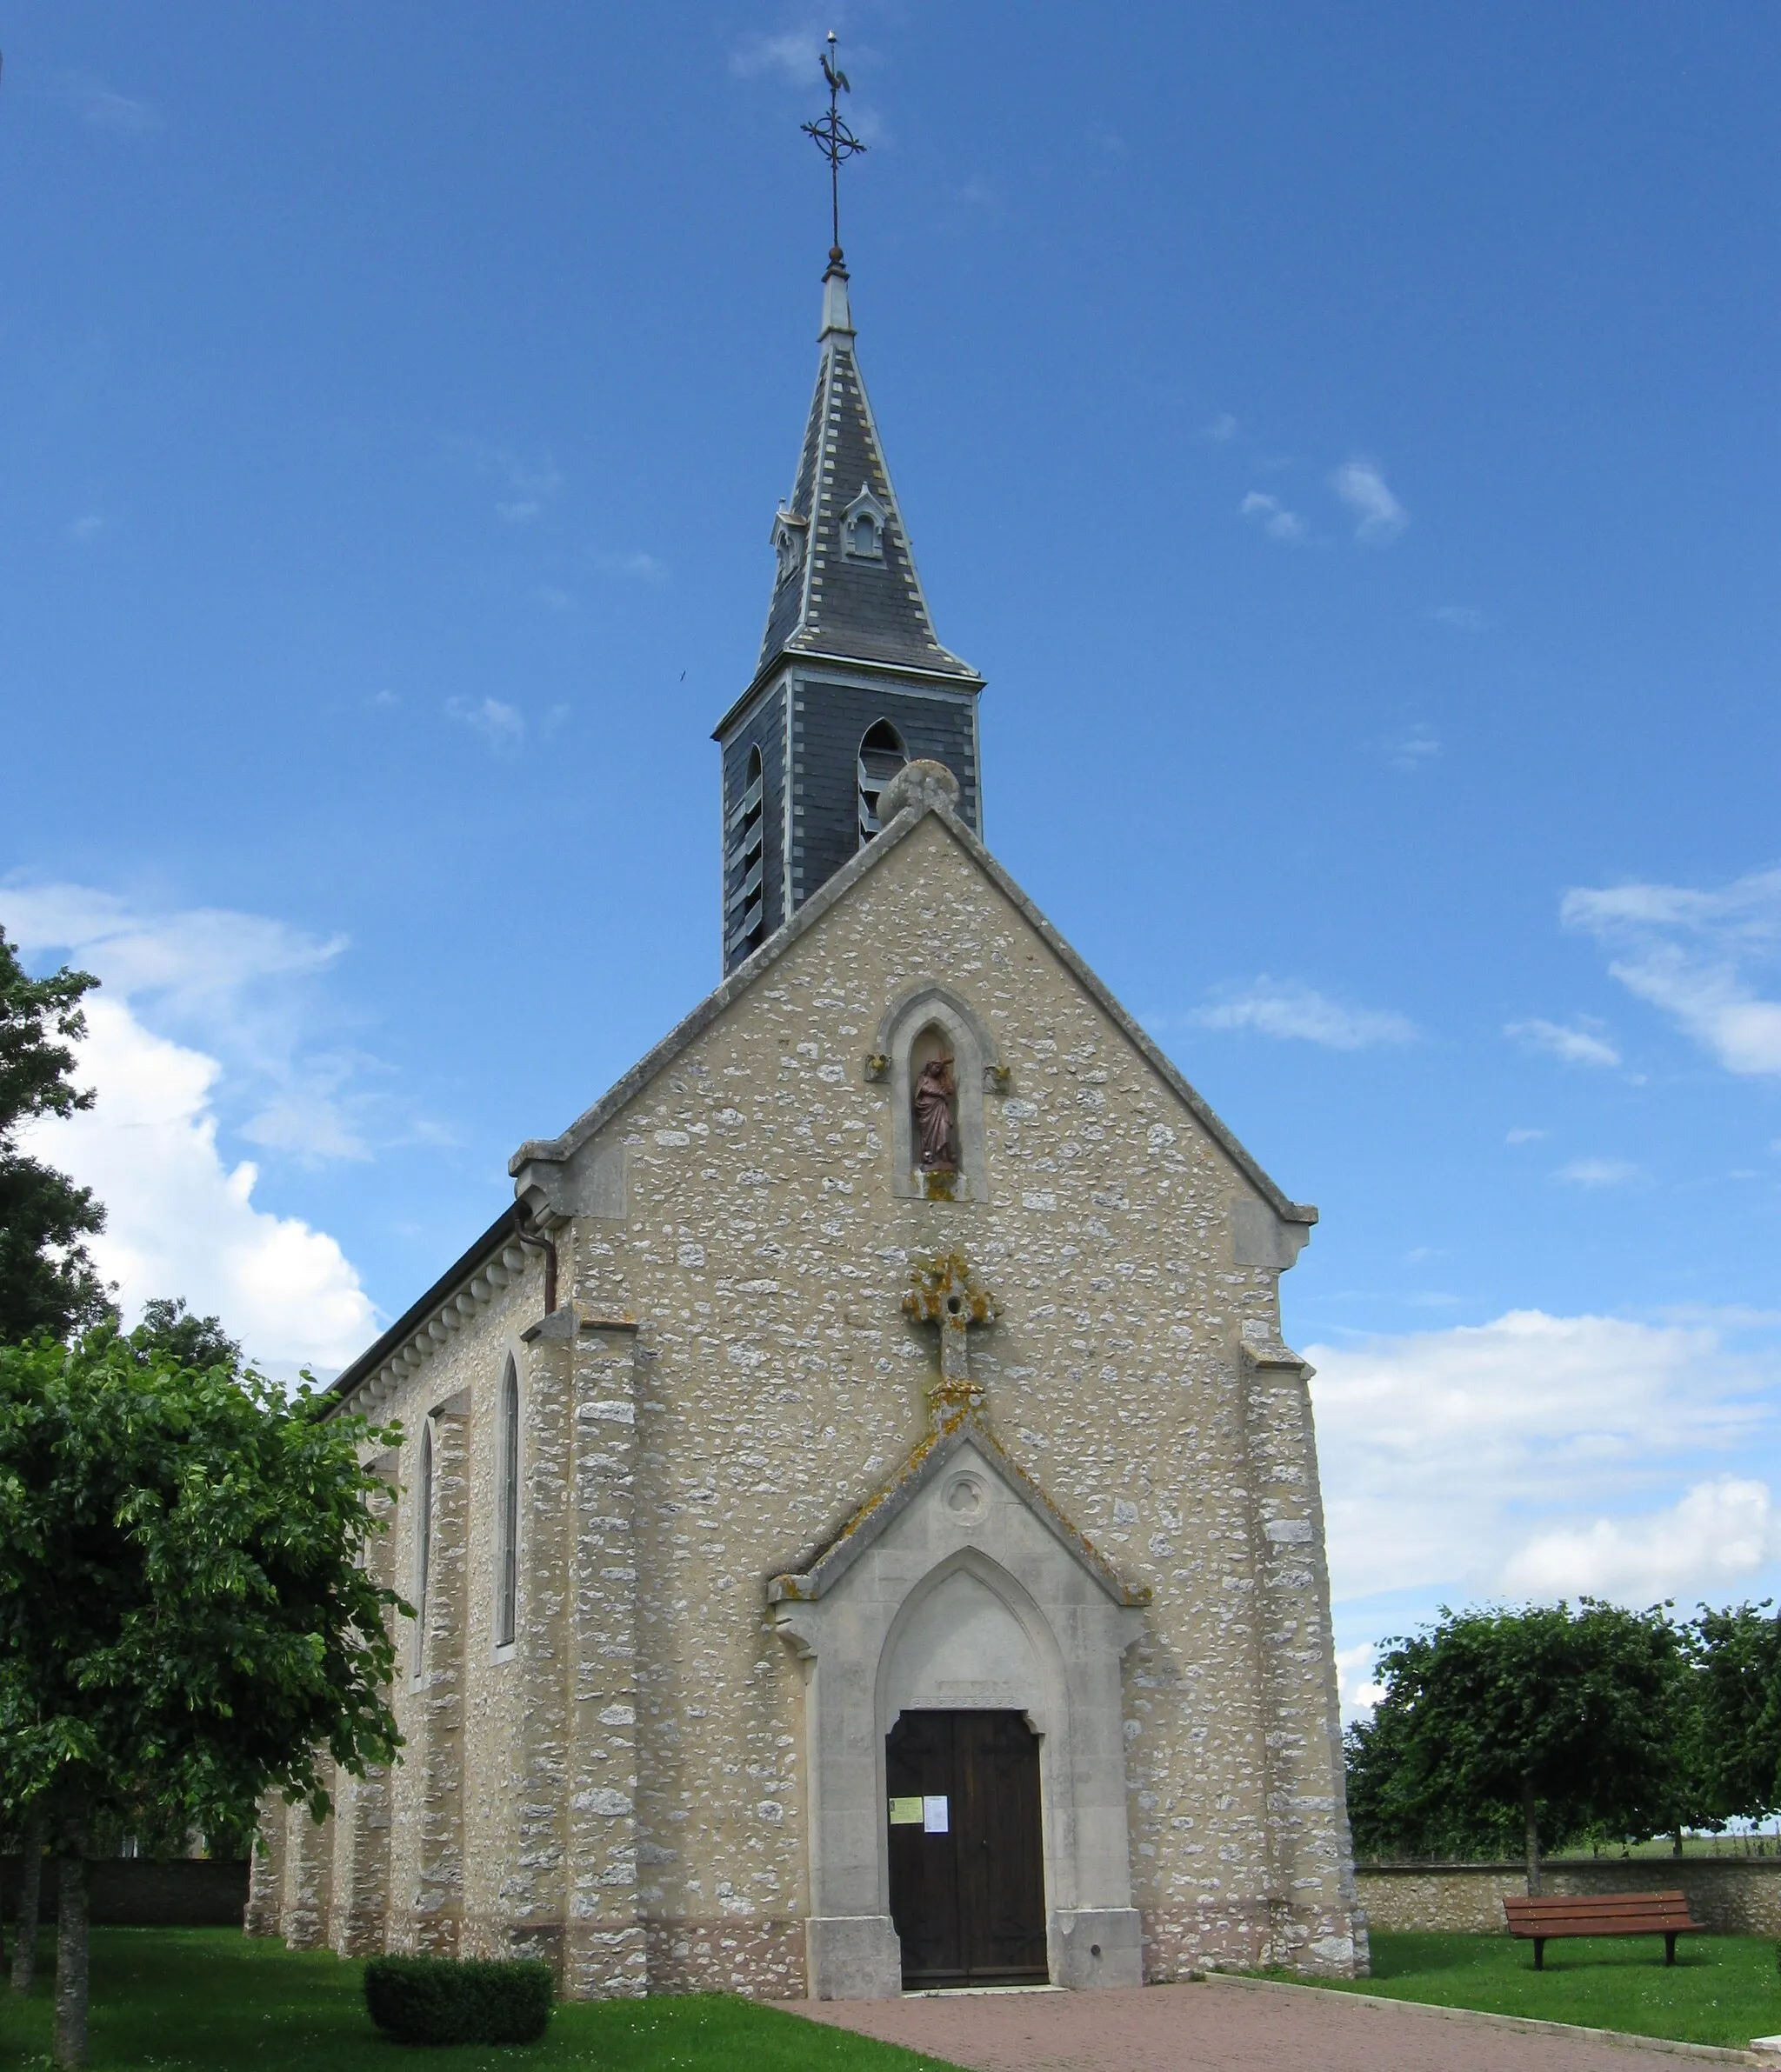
[1691,1602,1781,1828]
[1346,1602,1691,1890]
[127,1296,242,1376]
[0,927,109,1343]
[0,1328,406,2067]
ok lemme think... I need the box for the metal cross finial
[801,29,866,261]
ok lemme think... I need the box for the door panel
[886,1709,1047,1988]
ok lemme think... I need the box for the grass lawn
[1285,1928,1781,2050]
[0,1929,964,2072]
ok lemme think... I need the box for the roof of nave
[508,765,1318,1232]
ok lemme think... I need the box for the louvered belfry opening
[857,720,906,844]
[725,744,767,959]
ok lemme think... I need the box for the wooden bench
[1504,1889,1704,1970]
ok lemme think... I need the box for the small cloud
[446,438,563,526]
[1384,725,1440,774]
[370,690,399,710]
[532,584,575,612]
[1202,411,1238,443]
[68,80,159,135]
[1506,1125,1545,1143]
[594,550,666,583]
[1240,490,1304,545]
[445,696,525,752]
[1558,1157,1644,1189]
[1429,604,1488,631]
[1188,977,1417,1050]
[1086,121,1130,159]
[1563,867,1781,1077]
[1505,1017,1621,1069]
[730,30,824,82]
[1331,457,1408,545]
[67,515,106,544]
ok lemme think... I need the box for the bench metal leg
[1665,1934,1677,1966]
[1534,1939,1544,1972]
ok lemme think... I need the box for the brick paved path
[791,1976,1751,2070]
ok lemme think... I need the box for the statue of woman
[913,1055,958,1170]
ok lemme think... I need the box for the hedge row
[363,1955,554,2045]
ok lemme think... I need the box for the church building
[246,237,1366,2002]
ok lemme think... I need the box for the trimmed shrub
[363,1955,554,2045]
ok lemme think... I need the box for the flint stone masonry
[1357,1860,1781,1939]
[251,799,1362,1996]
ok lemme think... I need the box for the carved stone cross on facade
[902,1250,999,1422]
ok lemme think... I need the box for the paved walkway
[792,1975,1755,2070]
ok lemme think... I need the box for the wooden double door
[885,1710,1048,1989]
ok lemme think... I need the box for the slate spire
[755,257,978,684]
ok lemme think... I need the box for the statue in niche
[913,1053,959,1171]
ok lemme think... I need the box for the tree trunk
[1522,1776,1542,1896]
[52,1813,88,2071]
[11,1810,46,1993]
[1673,1827,1684,1858]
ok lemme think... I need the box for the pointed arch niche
[770,1425,1146,2001]
[875,983,1001,1201]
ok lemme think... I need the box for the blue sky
[4,4,1779,1698]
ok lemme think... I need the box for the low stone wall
[1357,1860,1781,1939]
[0,1856,250,1929]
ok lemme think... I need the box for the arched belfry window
[857,721,907,847]
[725,745,766,957]
[495,1357,520,1651]
[412,1420,433,1680]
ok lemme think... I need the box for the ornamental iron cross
[903,1250,998,1418]
[802,30,866,258]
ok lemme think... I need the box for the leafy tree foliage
[0,1328,406,2065]
[0,928,109,1343]
[1690,1602,1781,1828]
[128,1296,242,1376]
[1344,1601,1691,1889]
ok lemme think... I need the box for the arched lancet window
[495,1357,520,1650]
[850,510,878,556]
[842,483,888,563]
[725,744,767,956]
[857,721,907,847]
[412,1421,433,1678]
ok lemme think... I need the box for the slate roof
[755,261,979,686]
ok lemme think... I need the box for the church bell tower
[712,248,984,974]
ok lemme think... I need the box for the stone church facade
[246,250,1366,2000]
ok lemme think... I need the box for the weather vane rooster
[801,30,866,260]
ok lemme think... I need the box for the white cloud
[68,79,158,135]
[1429,603,1487,631]
[1558,1156,1644,1188]
[445,438,562,525]
[730,29,824,81]
[1501,1480,1781,1602]
[1330,457,1407,544]
[1203,412,1238,442]
[1506,1125,1546,1143]
[446,696,525,752]
[1189,978,1417,1050]
[1384,725,1439,774]
[594,550,667,583]
[21,998,374,1370]
[1564,867,1781,1076]
[1309,1309,1780,1608]
[1239,490,1305,544]
[67,515,106,544]
[0,883,364,1164]
[1335,1642,1386,1715]
[1505,1017,1620,1069]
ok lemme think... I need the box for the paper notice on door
[922,1795,950,1833]
[888,1796,924,1826]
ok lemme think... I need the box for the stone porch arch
[770,1419,1148,2000]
